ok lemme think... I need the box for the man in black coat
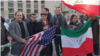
[27,13,38,36]
[44,8,53,55]
[36,13,52,56]
[1,17,12,56]
[44,8,52,22]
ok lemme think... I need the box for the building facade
[1,0,83,20]
[0,0,48,19]
[60,2,84,21]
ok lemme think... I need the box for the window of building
[8,2,13,7]
[26,4,31,8]
[75,11,76,13]
[34,4,38,9]
[34,10,38,13]
[1,8,4,14]
[8,8,14,13]
[18,3,23,8]
[27,14,30,18]
[26,1,30,3]
[34,1,38,4]
[1,2,4,7]
[41,5,45,9]
[41,10,44,13]
[0,0,3,1]
[72,11,73,13]
[9,14,14,18]
[41,1,45,4]
[18,9,23,12]
[18,0,22,2]
[27,9,31,13]
[8,0,13,2]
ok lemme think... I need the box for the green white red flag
[61,21,93,56]
[1,41,11,50]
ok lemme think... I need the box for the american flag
[18,26,56,56]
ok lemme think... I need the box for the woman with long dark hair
[68,14,83,30]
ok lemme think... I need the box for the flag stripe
[34,44,41,56]
[19,36,36,56]
[29,44,38,56]
[61,20,92,37]
[26,41,37,56]
[24,36,36,56]
[26,33,42,56]
[35,45,45,56]
[28,33,42,56]
[62,38,93,56]
[19,33,42,56]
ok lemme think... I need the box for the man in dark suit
[36,13,52,56]
[36,13,49,32]
[9,11,29,56]
[27,13,38,36]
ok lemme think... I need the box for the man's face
[30,15,36,22]
[83,15,87,20]
[44,9,48,14]
[15,12,23,22]
[41,15,47,21]
[56,8,61,15]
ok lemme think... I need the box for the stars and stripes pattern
[18,26,56,56]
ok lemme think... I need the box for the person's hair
[1,17,5,24]
[15,11,22,16]
[70,14,78,22]
[14,11,25,21]
[80,15,83,18]
[84,15,88,18]
[44,8,49,12]
[29,13,36,20]
[56,7,61,10]
[22,12,26,21]
[30,13,36,17]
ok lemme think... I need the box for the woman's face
[72,16,78,23]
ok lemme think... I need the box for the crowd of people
[1,7,99,56]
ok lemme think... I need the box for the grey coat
[68,21,83,30]
[50,14,67,29]
[9,20,29,55]
[49,14,68,35]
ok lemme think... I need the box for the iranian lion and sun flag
[1,0,100,56]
